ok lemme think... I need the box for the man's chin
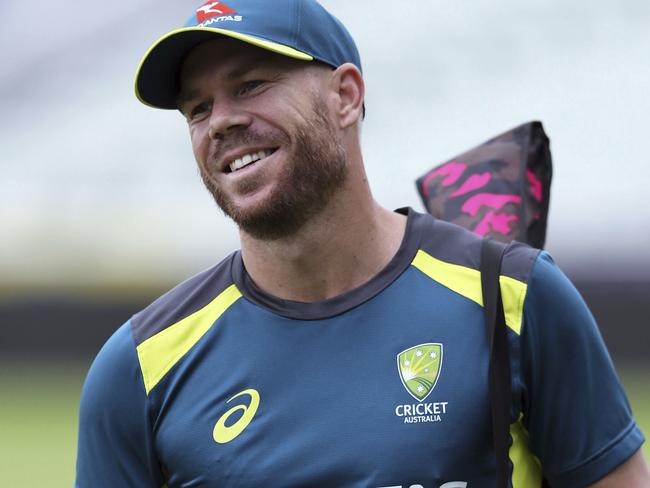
[206,187,293,239]
[223,201,311,241]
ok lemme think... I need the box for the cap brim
[135,27,314,110]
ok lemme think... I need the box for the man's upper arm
[520,252,646,487]
[75,321,164,488]
[588,449,650,487]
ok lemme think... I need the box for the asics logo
[213,388,260,444]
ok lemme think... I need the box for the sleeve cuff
[549,420,646,488]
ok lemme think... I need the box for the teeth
[229,149,273,172]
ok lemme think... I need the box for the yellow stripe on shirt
[411,249,527,334]
[136,284,242,394]
[510,415,543,487]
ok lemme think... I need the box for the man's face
[178,39,348,240]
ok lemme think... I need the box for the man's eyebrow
[226,59,268,80]
[176,89,199,108]
[176,59,274,108]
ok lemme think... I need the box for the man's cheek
[190,134,209,168]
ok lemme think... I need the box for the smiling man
[75,1,648,487]
[179,39,352,241]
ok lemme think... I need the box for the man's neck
[239,191,407,303]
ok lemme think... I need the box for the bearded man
[75,1,648,487]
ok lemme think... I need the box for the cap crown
[183,0,361,71]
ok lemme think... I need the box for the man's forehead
[177,39,318,101]
[182,39,303,79]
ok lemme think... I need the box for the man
[76,1,649,486]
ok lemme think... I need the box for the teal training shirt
[76,209,644,487]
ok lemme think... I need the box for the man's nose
[208,101,252,140]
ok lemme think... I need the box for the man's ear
[331,63,365,128]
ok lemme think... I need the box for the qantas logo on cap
[196,1,237,23]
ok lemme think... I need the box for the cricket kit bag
[416,121,552,248]
[416,121,553,488]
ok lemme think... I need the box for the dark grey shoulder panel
[500,241,541,284]
[417,214,540,284]
[130,252,238,346]
[418,217,484,271]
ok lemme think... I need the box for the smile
[228,149,277,173]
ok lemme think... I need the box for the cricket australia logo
[394,343,448,424]
[398,343,443,401]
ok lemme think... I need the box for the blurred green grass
[0,362,87,488]
[0,362,648,487]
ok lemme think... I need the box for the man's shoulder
[130,251,239,347]
[413,210,541,284]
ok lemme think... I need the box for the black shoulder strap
[480,238,511,488]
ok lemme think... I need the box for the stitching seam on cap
[293,0,303,50]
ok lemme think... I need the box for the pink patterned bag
[416,121,552,248]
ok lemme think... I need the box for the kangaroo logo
[196,1,237,23]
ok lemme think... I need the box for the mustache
[208,129,288,166]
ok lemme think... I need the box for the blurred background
[1,0,648,485]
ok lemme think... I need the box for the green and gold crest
[397,343,443,401]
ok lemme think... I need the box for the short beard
[200,97,348,240]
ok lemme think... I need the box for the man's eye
[238,80,265,96]
[188,102,211,120]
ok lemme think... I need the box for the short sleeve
[520,252,645,487]
[75,321,165,487]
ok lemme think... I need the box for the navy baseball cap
[135,0,362,109]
